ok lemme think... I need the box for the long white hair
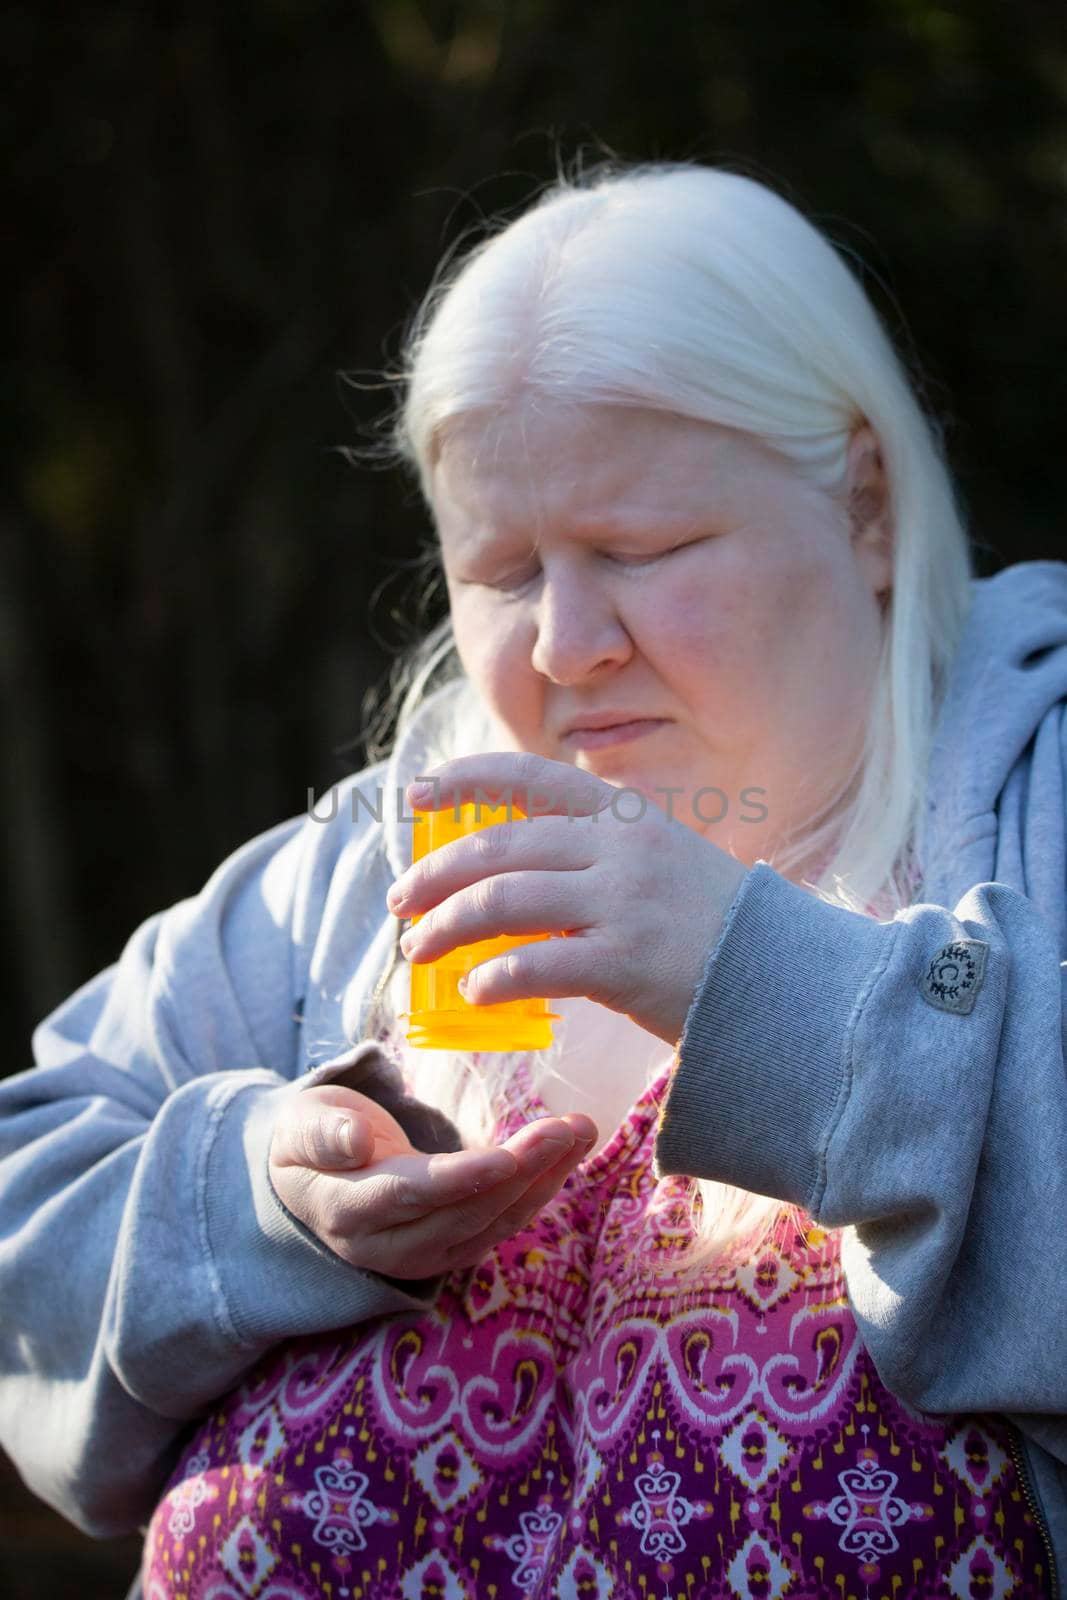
[359,159,975,1275]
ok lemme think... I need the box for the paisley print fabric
[142,1056,1051,1599]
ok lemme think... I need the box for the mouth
[561,718,670,751]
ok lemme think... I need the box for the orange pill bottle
[402,799,561,1051]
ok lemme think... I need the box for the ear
[844,422,893,608]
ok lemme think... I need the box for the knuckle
[514,752,543,791]
[474,874,507,918]
[503,945,534,984]
[502,949,522,982]
[448,1198,492,1236]
[299,1113,331,1168]
[597,934,639,1011]
[386,1171,423,1212]
[414,853,444,898]
[475,821,513,862]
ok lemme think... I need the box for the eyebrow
[457,512,710,552]
[564,513,709,540]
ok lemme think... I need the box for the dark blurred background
[4,0,1067,1592]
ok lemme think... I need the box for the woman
[2,162,1065,1598]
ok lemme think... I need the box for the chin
[577,759,658,798]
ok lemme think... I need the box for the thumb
[285,1085,377,1171]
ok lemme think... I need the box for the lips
[561,718,669,750]
[559,711,666,736]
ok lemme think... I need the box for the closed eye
[487,566,541,593]
[464,537,703,591]
[604,538,700,567]
[452,563,538,593]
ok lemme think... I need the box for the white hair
[359,159,975,1276]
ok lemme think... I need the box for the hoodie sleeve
[0,805,440,1540]
[652,860,1067,1466]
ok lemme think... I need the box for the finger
[402,1115,595,1246]
[331,1113,575,1221]
[482,1123,595,1231]
[272,1096,377,1171]
[501,1112,597,1158]
[404,1119,576,1215]
[458,931,615,1010]
[441,1132,596,1269]
[406,755,612,823]
[401,869,593,964]
[389,1146,521,1211]
[366,1120,576,1242]
[390,812,598,919]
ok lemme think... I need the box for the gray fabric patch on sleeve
[919,938,989,1015]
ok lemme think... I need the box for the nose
[529,567,633,684]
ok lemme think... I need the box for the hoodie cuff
[205,1073,442,1352]
[652,861,896,1211]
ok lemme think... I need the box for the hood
[919,560,1067,935]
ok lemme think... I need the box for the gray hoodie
[1,560,1065,1597]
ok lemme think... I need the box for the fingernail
[336,1117,354,1159]
[408,782,432,805]
[532,1134,573,1162]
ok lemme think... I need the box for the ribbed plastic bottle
[403,798,561,1051]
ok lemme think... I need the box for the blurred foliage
[4,0,1067,1586]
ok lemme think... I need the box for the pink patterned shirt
[143,1054,1050,1599]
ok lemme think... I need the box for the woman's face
[430,403,892,869]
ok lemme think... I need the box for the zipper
[1005,1418,1060,1599]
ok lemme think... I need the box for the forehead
[430,403,777,547]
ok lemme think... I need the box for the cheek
[451,593,497,677]
[451,597,534,716]
[646,563,770,684]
